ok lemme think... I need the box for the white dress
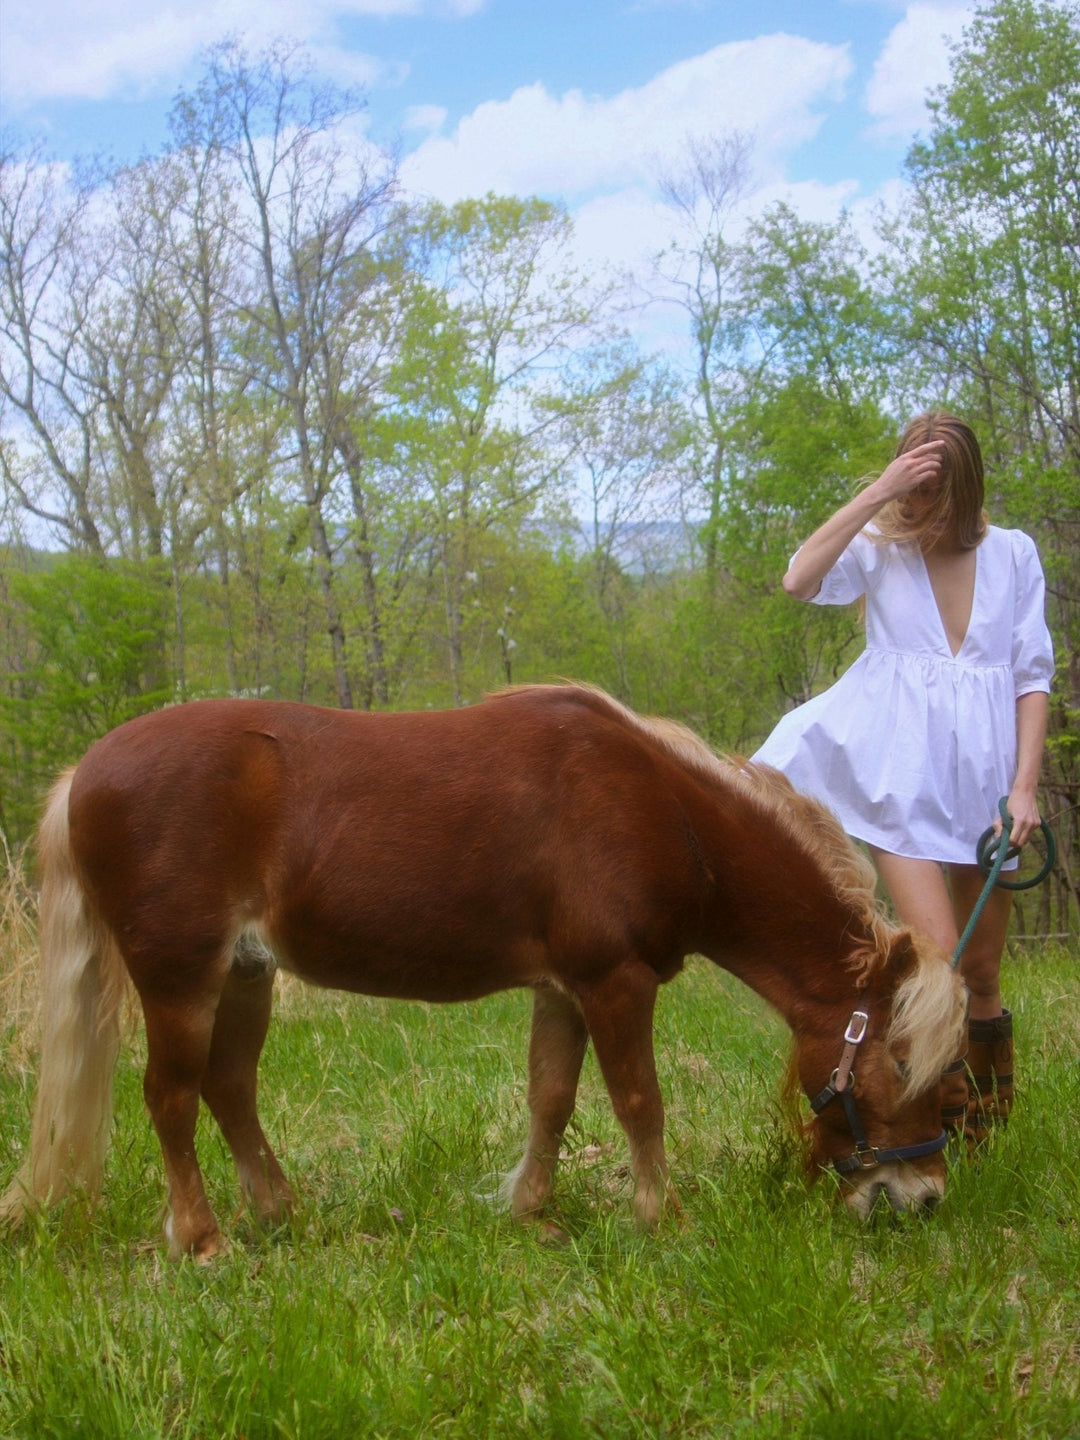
[752,525,1055,864]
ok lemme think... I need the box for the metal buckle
[844,1010,870,1045]
[855,1145,879,1169]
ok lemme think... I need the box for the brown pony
[0,684,965,1257]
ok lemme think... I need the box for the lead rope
[952,798,1057,969]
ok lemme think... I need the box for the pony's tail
[0,771,127,1226]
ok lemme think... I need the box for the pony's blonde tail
[0,771,126,1226]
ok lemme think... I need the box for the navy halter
[808,1009,948,1175]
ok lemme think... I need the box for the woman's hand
[997,784,1042,849]
[782,439,947,601]
[866,441,946,504]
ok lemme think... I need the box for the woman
[754,412,1054,1141]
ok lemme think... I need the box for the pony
[0,684,966,1257]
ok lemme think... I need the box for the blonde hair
[871,411,988,550]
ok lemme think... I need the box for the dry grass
[0,833,39,1068]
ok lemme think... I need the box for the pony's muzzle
[843,1161,946,1218]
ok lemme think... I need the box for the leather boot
[939,1055,969,1137]
[965,1009,1014,1146]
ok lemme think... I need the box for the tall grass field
[1,849,1077,1439]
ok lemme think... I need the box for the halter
[808,1009,948,1175]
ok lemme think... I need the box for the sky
[0,0,982,354]
[0,0,988,545]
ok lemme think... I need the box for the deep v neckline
[920,544,980,659]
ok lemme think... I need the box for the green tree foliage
[667,200,896,745]
[379,194,608,705]
[724,206,896,709]
[0,554,171,837]
[897,0,1080,455]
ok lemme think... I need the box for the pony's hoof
[190,1232,230,1264]
[165,1211,227,1263]
[633,1187,683,1233]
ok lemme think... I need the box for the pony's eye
[894,1059,910,1079]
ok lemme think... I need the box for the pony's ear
[886,930,920,982]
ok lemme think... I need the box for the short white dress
[752,525,1055,864]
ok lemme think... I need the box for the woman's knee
[960,947,1002,999]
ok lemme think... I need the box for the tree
[540,341,688,697]
[172,40,398,710]
[656,151,896,744]
[0,143,109,555]
[723,206,896,721]
[383,195,608,705]
[159,127,252,695]
[0,554,170,838]
[655,133,755,599]
[0,143,224,697]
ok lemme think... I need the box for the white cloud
[863,2,973,138]
[745,177,862,226]
[403,104,448,134]
[391,32,897,342]
[400,34,852,205]
[394,31,865,328]
[572,187,683,279]
[0,0,480,106]
[571,175,869,290]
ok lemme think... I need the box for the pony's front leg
[140,996,223,1261]
[506,985,588,1223]
[577,959,679,1231]
[201,959,294,1230]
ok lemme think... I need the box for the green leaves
[0,554,170,835]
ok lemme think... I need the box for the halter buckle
[844,1010,870,1045]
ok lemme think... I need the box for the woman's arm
[783,441,946,600]
[1003,690,1050,847]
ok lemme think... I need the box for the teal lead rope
[951,797,1058,969]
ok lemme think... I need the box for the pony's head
[722,762,966,1217]
[798,929,967,1215]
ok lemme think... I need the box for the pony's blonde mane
[497,683,965,1095]
[890,952,966,1100]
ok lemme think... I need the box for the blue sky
[1,0,976,280]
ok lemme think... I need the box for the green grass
[1,950,1078,1439]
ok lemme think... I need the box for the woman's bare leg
[946,864,1012,1019]
[866,849,958,953]
[867,849,1011,1017]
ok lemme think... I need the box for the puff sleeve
[1010,530,1055,698]
[789,529,881,607]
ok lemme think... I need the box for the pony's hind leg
[200,938,293,1229]
[139,987,226,1261]
[575,959,679,1231]
[506,985,589,1224]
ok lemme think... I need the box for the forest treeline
[1,0,1077,933]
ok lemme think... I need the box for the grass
[1,856,1078,1437]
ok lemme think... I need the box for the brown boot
[965,1009,1014,1146]
[939,1055,969,1137]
